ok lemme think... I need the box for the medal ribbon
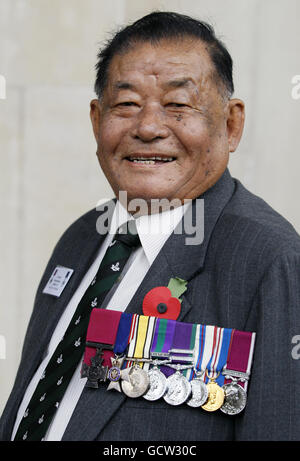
[82,308,122,368]
[215,328,233,386]
[151,318,177,355]
[114,313,138,356]
[164,321,197,378]
[126,315,156,370]
[205,326,233,386]
[172,321,197,354]
[191,324,205,381]
[192,325,215,382]
[150,318,176,376]
[224,330,256,390]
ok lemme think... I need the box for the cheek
[175,120,226,178]
[98,126,117,152]
[175,119,212,156]
[98,117,128,153]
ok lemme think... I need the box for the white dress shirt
[12,200,190,441]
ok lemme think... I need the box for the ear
[90,99,102,142]
[226,99,245,153]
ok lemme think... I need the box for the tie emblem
[111,262,120,272]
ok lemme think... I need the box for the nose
[131,103,170,142]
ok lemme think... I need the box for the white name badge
[43,266,74,297]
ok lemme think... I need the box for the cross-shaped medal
[81,343,113,388]
[106,356,131,392]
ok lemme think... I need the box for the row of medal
[81,309,256,416]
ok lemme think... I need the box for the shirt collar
[109,200,191,266]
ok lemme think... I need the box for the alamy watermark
[291,75,300,100]
[0,334,6,360]
[0,74,6,99]
[95,192,205,245]
[291,335,300,360]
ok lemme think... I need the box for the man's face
[90,39,244,205]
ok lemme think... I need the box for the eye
[166,103,188,108]
[117,101,138,107]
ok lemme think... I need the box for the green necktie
[14,220,140,441]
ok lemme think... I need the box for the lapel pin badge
[42,265,74,297]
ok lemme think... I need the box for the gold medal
[201,370,225,412]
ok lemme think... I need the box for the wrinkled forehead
[104,39,217,96]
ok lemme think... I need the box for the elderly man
[1,11,300,442]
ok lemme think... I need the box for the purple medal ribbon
[162,321,195,377]
[224,330,256,389]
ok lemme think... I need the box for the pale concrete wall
[1,0,299,415]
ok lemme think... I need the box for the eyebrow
[113,81,137,92]
[162,78,196,90]
[112,78,195,93]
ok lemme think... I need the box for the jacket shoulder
[222,179,300,251]
[209,179,300,279]
[50,200,115,257]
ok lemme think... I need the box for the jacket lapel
[62,169,235,441]
[20,209,109,382]
[2,207,113,440]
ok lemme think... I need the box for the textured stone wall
[1,0,299,415]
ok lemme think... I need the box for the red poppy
[142,286,181,320]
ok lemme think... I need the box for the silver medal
[121,365,150,398]
[163,371,191,406]
[220,382,247,415]
[143,367,168,401]
[186,377,208,407]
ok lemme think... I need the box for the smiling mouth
[125,155,176,165]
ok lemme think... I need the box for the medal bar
[222,367,250,381]
[85,341,114,350]
[169,354,194,362]
[168,348,194,355]
[150,351,170,359]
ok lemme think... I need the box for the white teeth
[133,159,155,164]
[129,156,174,163]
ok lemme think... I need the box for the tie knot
[114,220,140,248]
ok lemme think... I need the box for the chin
[129,190,179,202]
[116,188,181,213]
[117,186,161,200]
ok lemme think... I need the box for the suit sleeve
[235,251,300,440]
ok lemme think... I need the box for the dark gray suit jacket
[1,169,300,441]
